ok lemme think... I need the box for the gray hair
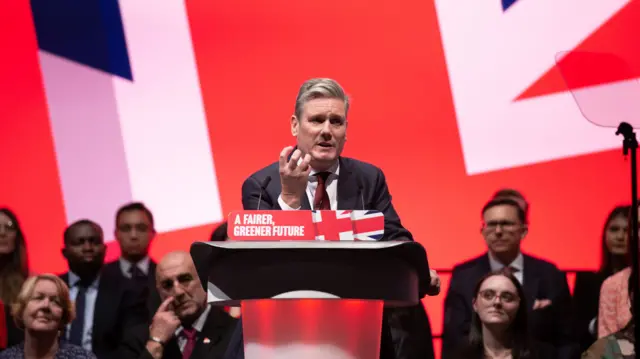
[294,78,350,120]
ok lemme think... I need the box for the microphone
[356,175,365,210]
[256,176,272,210]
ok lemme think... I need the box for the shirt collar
[175,304,211,337]
[119,256,151,277]
[488,252,524,272]
[68,271,100,288]
[309,161,340,179]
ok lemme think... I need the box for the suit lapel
[189,308,234,359]
[336,158,360,210]
[93,274,115,346]
[522,255,540,311]
[164,337,182,359]
[301,193,312,210]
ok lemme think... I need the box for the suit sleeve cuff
[278,194,301,210]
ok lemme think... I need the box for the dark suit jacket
[102,259,161,318]
[135,307,239,359]
[572,270,609,354]
[441,253,575,359]
[59,271,149,359]
[241,156,413,241]
[241,156,433,359]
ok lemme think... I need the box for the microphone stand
[616,122,639,352]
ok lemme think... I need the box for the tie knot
[76,278,93,289]
[502,266,518,276]
[181,327,197,339]
[129,265,145,278]
[315,171,331,183]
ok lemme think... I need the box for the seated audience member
[0,209,29,305]
[574,206,630,352]
[130,251,240,359]
[0,274,96,359]
[442,196,574,359]
[60,220,149,359]
[102,202,160,317]
[583,271,637,358]
[597,205,639,338]
[0,209,31,349]
[453,269,556,359]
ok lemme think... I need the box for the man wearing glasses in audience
[442,196,575,359]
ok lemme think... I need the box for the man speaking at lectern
[241,77,412,241]
[241,78,435,359]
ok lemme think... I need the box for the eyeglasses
[482,220,521,231]
[478,289,519,304]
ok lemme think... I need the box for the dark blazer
[441,253,575,359]
[572,270,610,353]
[241,156,413,241]
[135,306,239,359]
[241,156,433,359]
[102,259,161,317]
[59,271,149,359]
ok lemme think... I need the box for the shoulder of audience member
[451,254,486,275]
[601,266,631,288]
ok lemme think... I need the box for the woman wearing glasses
[454,269,556,359]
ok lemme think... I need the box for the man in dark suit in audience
[133,251,239,359]
[102,202,160,315]
[60,219,149,359]
[442,197,575,359]
[240,78,437,359]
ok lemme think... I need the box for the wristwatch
[148,336,165,346]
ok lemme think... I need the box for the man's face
[63,223,106,273]
[292,98,347,170]
[481,205,527,257]
[156,255,206,322]
[115,210,155,260]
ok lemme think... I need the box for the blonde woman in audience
[454,269,556,359]
[0,274,95,359]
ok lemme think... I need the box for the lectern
[190,211,432,359]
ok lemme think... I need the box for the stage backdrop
[0,0,638,356]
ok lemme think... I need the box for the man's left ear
[520,225,529,239]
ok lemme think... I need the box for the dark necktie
[69,280,90,346]
[502,266,518,277]
[313,172,331,210]
[129,265,146,282]
[181,327,197,359]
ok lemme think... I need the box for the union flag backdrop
[0,0,637,355]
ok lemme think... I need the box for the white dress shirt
[67,272,100,351]
[174,304,212,352]
[488,252,524,284]
[277,161,340,210]
[118,256,151,278]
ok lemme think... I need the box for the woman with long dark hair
[0,208,30,352]
[573,206,630,351]
[0,208,29,306]
[455,269,554,359]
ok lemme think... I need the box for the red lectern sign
[227,210,384,241]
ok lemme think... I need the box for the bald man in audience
[128,252,241,359]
